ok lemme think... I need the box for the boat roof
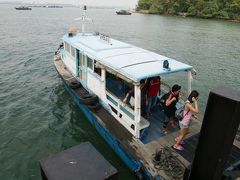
[63,33,193,82]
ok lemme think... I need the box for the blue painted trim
[120,105,134,120]
[106,95,118,106]
[62,80,142,173]
[226,160,240,171]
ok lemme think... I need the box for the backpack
[175,106,190,121]
[159,92,170,109]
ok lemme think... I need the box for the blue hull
[62,80,143,175]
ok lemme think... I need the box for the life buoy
[79,94,98,105]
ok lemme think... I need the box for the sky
[1,0,139,7]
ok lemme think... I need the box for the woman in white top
[173,90,199,151]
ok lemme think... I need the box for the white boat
[116,10,132,15]
[54,6,202,179]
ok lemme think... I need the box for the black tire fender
[69,81,81,89]
[79,94,98,105]
[87,102,101,112]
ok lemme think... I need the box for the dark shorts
[164,111,175,120]
[164,107,176,120]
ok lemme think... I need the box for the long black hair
[188,90,199,103]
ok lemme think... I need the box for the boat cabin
[60,32,194,139]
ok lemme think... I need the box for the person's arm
[123,93,129,103]
[186,98,199,113]
[123,89,133,103]
[166,94,176,106]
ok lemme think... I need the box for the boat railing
[161,81,171,94]
[106,91,134,115]
[106,91,150,136]
[106,91,134,120]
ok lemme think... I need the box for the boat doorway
[77,50,87,85]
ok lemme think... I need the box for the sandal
[175,137,185,145]
[162,129,168,135]
[173,144,184,151]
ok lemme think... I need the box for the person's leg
[181,128,189,142]
[176,128,184,144]
[162,115,170,135]
[169,115,177,128]
[147,96,153,117]
[151,96,158,109]
[141,104,147,117]
[173,127,188,150]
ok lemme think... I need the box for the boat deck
[54,58,240,179]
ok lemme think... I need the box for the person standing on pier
[173,90,199,151]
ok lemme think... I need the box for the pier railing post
[188,86,240,180]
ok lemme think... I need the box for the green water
[0,4,240,180]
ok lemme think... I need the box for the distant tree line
[136,0,240,21]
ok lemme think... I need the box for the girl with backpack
[173,90,199,151]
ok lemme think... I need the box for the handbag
[175,106,190,121]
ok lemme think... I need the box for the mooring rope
[152,146,185,180]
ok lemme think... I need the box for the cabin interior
[105,72,181,143]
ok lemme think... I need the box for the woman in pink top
[173,90,199,151]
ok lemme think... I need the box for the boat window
[87,56,93,70]
[64,42,70,54]
[106,71,132,104]
[70,46,75,58]
[94,60,101,77]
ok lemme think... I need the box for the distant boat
[47,5,63,8]
[15,6,32,10]
[116,10,132,15]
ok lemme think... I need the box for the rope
[152,146,185,180]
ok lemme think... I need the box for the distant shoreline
[134,9,240,23]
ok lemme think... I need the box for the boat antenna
[74,5,92,35]
[82,5,87,34]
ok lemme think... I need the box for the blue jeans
[147,96,158,114]
[141,104,147,117]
